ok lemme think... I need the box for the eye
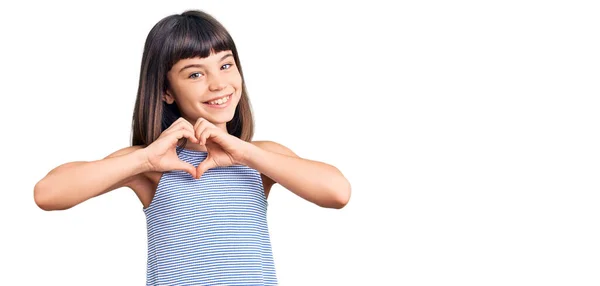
[221,63,233,70]
[189,72,203,79]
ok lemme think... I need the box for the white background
[1,1,599,285]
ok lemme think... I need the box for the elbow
[34,180,59,211]
[336,180,352,209]
[34,181,52,211]
[34,180,67,211]
[325,179,351,209]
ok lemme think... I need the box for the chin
[202,109,236,124]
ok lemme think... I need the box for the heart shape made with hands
[190,117,246,179]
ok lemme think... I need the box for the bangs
[164,15,235,71]
[132,10,254,147]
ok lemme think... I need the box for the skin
[164,50,242,138]
[33,50,351,211]
[160,50,351,208]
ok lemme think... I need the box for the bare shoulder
[250,140,298,157]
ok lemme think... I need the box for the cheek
[233,76,243,93]
[179,83,207,100]
[230,68,242,86]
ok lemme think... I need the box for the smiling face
[164,50,242,129]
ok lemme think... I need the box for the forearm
[34,149,150,211]
[243,144,351,209]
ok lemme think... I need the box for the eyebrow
[178,53,234,73]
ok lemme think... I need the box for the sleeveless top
[143,147,278,285]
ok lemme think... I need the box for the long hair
[131,10,254,148]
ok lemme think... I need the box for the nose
[208,74,227,91]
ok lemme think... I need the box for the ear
[163,89,175,104]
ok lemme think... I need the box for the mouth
[203,93,233,108]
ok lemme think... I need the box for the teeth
[208,95,229,105]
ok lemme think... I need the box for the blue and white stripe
[143,148,277,285]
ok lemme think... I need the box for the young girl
[34,10,351,285]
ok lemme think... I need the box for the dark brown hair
[131,10,254,148]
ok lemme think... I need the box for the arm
[246,141,351,209]
[33,146,150,211]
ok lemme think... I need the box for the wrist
[132,148,153,173]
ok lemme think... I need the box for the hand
[143,118,200,178]
[193,117,249,179]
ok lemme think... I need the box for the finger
[173,129,198,145]
[165,117,186,131]
[196,156,216,179]
[194,117,216,132]
[171,123,199,144]
[194,120,212,145]
[202,127,227,147]
[185,126,200,144]
[193,117,205,138]
[194,117,207,130]
[164,118,194,135]
[166,120,198,143]
[198,128,218,146]
[180,119,197,137]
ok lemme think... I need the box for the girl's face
[165,50,242,128]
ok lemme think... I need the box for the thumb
[196,156,216,179]
[177,161,197,178]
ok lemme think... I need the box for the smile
[203,93,233,108]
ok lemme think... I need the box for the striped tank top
[143,147,278,285]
